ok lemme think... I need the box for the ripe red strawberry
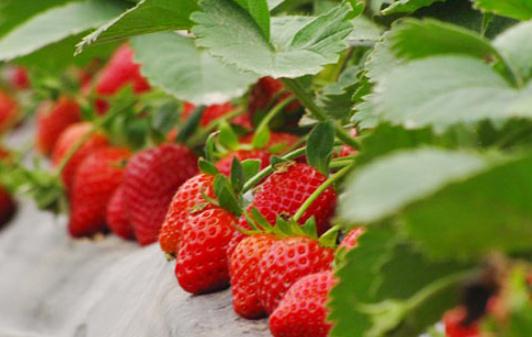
[8,66,30,90]
[175,207,237,294]
[181,102,234,127]
[159,173,215,255]
[68,147,130,238]
[95,44,150,114]
[443,307,480,337]
[244,163,336,235]
[269,270,335,337]
[215,132,299,176]
[52,122,108,192]
[229,234,277,319]
[257,236,334,314]
[122,144,198,245]
[0,90,18,133]
[339,227,365,250]
[106,186,134,240]
[36,96,81,156]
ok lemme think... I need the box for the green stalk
[187,106,245,147]
[242,147,306,193]
[293,162,354,222]
[282,78,360,150]
[254,96,296,140]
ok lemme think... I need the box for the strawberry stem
[242,147,306,193]
[252,96,296,147]
[281,78,360,150]
[187,106,246,147]
[292,162,354,223]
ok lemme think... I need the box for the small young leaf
[251,124,271,149]
[198,158,219,175]
[306,121,335,175]
[240,159,261,182]
[176,106,204,143]
[230,158,244,193]
[213,175,242,216]
[218,121,240,151]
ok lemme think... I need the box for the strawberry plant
[0,0,531,337]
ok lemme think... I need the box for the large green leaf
[348,15,384,47]
[494,21,532,82]
[329,227,469,337]
[233,0,270,40]
[389,19,498,60]
[192,0,353,78]
[381,0,446,15]
[77,0,197,52]
[473,0,532,21]
[365,32,403,84]
[0,0,71,37]
[339,148,489,223]
[0,0,127,61]
[131,32,258,104]
[317,65,360,120]
[371,56,531,130]
[403,152,532,259]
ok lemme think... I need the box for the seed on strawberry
[36,96,81,156]
[69,147,130,238]
[175,207,237,294]
[122,144,198,245]
[257,236,334,314]
[52,122,108,192]
[443,306,480,337]
[229,234,277,319]
[106,185,134,240]
[269,270,335,337]
[159,173,216,255]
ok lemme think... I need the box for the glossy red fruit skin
[257,237,334,314]
[175,207,237,294]
[68,147,130,238]
[443,307,480,337]
[52,122,109,193]
[36,97,81,156]
[0,90,18,133]
[123,144,198,246]
[159,173,216,255]
[229,234,277,319]
[270,271,335,337]
[95,44,150,113]
[106,186,134,240]
[245,163,336,235]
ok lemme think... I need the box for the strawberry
[106,185,134,240]
[68,147,130,238]
[257,236,334,314]
[159,173,215,255]
[269,270,335,337]
[36,96,81,156]
[94,44,150,114]
[122,144,198,245]
[443,307,480,337]
[229,234,277,319]
[0,90,18,133]
[339,227,365,250]
[175,207,237,294]
[215,132,299,176]
[8,66,30,90]
[243,163,336,235]
[52,122,108,192]
[181,102,234,127]
[0,187,16,228]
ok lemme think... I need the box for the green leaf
[198,158,219,175]
[473,0,532,21]
[150,100,179,134]
[230,157,244,193]
[240,159,261,182]
[251,124,271,149]
[0,0,128,61]
[365,32,404,84]
[317,65,360,120]
[348,15,384,47]
[403,152,532,259]
[381,0,446,15]
[176,106,204,143]
[219,121,240,151]
[389,19,498,61]
[132,32,258,105]
[339,148,489,223]
[192,0,353,78]
[213,175,242,216]
[329,227,470,337]
[233,0,270,40]
[306,121,335,175]
[494,21,532,82]
[77,0,198,52]
[372,56,526,131]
